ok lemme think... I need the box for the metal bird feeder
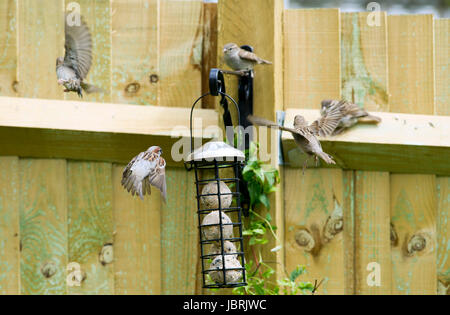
[184,69,249,288]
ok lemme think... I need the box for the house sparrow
[248,110,341,172]
[223,43,272,71]
[56,14,103,97]
[321,100,381,135]
[121,146,167,201]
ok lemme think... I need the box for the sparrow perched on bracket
[56,13,103,97]
[248,107,341,172]
[121,146,167,201]
[223,43,272,72]
[320,99,381,135]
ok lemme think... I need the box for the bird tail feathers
[358,115,381,124]
[81,82,104,94]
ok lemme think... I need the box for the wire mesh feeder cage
[184,81,247,288]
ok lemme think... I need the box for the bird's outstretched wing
[311,103,342,137]
[63,14,93,79]
[238,50,272,64]
[148,157,167,202]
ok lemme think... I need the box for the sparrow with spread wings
[223,43,272,72]
[247,107,342,172]
[56,14,103,97]
[321,99,381,135]
[121,146,167,201]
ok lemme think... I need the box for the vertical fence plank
[388,15,434,114]
[435,18,450,295]
[17,0,65,99]
[343,171,355,295]
[161,167,198,294]
[285,169,345,295]
[435,19,449,116]
[437,177,449,294]
[112,164,161,295]
[284,9,340,109]
[67,162,114,295]
[0,0,17,97]
[0,157,20,294]
[111,0,159,105]
[20,159,68,295]
[201,1,217,109]
[159,0,203,107]
[341,12,391,294]
[65,0,112,103]
[341,12,388,111]
[390,175,437,294]
[388,15,437,295]
[354,171,391,294]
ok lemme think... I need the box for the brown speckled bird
[121,146,167,201]
[321,100,381,135]
[248,109,341,172]
[56,14,103,97]
[223,43,272,71]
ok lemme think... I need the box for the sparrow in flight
[223,43,272,71]
[56,13,103,97]
[321,100,381,135]
[121,146,167,201]
[248,107,341,172]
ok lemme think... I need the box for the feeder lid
[186,141,245,162]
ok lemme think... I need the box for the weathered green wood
[17,0,65,99]
[437,177,449,293]
[0,0,17,97]
[67,162,114,295]
[20,159,68,295]
[161,167,198,294]
[111,0,159,105]
[0,156,20,294]
[112,164,161,295]
[285,168,346,295]
[343,170,355,295]
[64,0,112,103]
[341,12,389,111]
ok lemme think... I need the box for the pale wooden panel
[0,0,17,97]
[201,2,217,109]
[341,12,388,111]
[217,0,284,283]
[161,167,198,294]
[159,0,203,108]
[437,177,449,293]
[111,0,159,105]
[0,157,20,294]
[20,159,68,295]
[435,19,449,116]
[343,170,355,295]
[112,164,161,295]
[388,15,434,114]
[285,168,345,295]
[17,0,65,99]
[390,174,437,295]
[284,9,341,109]
[354,171,391,294]
[65,0,112,103]
[68,162,114,295]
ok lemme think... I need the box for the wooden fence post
[217,0,284,281]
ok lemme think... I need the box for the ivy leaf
[259,194,270,209]
[289,266,306,282]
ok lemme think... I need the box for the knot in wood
[149,74,159,84]
[407,234,426,255]
[295,228,315,252]
[99,244,114,266]
[41,261,57,278]
[390,223,398,246]
[125,82,140,95]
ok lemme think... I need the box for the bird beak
[223,48,227,53]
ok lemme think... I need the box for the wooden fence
[0,0,448,295]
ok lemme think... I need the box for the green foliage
[242,142,280,211]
